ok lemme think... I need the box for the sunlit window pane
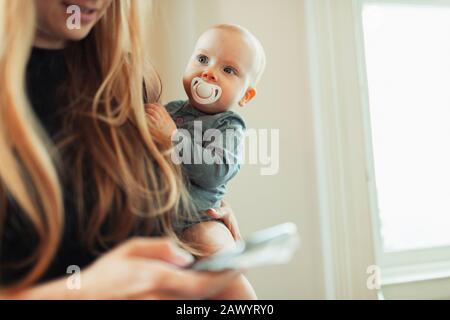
[362,3,450,252]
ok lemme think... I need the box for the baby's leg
[182,221,257,300]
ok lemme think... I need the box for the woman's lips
[63,2,99,24]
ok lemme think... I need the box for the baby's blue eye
[223,66,237,75]
[197,55,209,64]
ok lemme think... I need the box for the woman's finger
[146,103,167,116]
[229,214,242,240]
[147,109,160,118]
[207,204,242,240]
[206,208,223,219]
[224,217,238,240]
[147,111,162,124]
[154,264,242,299]
[147,116,159,127]
[117,238,194,267]
[137,292,187,300]
[144,103,161,109]
[206,208,238,239]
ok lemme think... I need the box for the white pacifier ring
[191,77,222,105]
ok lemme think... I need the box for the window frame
[306,0,450,298]
[356,0,450,285]
[305,0,380,299]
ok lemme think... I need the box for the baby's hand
[145,103,177,145]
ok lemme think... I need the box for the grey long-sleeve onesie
[166,100,246,212]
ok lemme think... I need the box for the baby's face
[183,28,257,114]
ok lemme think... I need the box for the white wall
[147,0,326,299]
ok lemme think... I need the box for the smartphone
[190,222,300,272]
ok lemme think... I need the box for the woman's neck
[34,29,66,49]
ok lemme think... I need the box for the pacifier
[191,77,222,105]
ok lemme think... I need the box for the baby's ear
[239,88,257,107]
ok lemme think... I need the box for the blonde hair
[211,24,266,86]
[0,0,195,292]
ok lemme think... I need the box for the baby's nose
[201,69,217,82]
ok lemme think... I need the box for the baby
[147,24,266,216]
[146,24,265,300]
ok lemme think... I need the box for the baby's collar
[183,101,211,117]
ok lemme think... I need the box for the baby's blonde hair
[210,24,266,86]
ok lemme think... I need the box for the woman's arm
[5,277,85,300]
[182,221,257,300]
[1,238,241,300]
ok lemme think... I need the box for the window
[306,0,450,298]
[362,1,450,254]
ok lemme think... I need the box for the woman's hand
[206,200,242,241]
[181,221,257,299]
[8,238,241,300]
[145,103,177,145]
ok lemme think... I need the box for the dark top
[0,48,213,286]
[0,48,97,285]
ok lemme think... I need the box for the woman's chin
[64,27,93,41]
